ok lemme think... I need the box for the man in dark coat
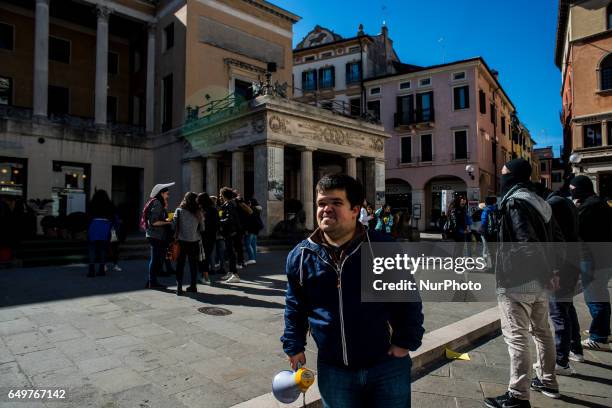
[486,159,560,408]
[570,175,612,351]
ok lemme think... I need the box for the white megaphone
[272,364,315,404]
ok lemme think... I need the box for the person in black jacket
[485,159,560,408]
[546,188,583,374]
[570,175,612,351]
[281,174,423,408]
[196,193,217,285]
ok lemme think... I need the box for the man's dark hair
[220,186,236,200]
[485,196,497,206]
[315,174,364,209]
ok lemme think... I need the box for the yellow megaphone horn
[271,363,315,404]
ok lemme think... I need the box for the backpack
[485,208,500,237]
[139,198,156,231]
[219,203,238,237]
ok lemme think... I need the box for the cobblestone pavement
[412,291,612,408]
[0,250,495,407]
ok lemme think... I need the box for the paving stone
[455,396,486,408]
[141,364,208,394]
[89,367,149,394]
[0,317,37,336]
[97,334,144,350]
[189,330,235,349]
[30,366,90,388]
[55,337,112,362]
[450,362,509,384]
[0,361,31,388]
[0,340,15,364]
[163,340,220,363]
[122,323,172,338]
[114,345,178,373]
[412,375,485,400]
[15,348,74,375]
[81,323,125,340]
[0,308,25,322]
[111,384,189,408]
[39,323,85,343]
[411,391,457,408]
[26,311,66,326]
[172,381,244,408]
[76,355,123,375]
[4,330,56,355]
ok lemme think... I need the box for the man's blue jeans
[580,260,611,342]
[318,355,412,408]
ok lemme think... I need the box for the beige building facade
[556,0,612,198]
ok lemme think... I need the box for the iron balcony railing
[393,108,435,127]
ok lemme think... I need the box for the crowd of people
[85,182,263,295]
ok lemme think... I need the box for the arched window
[600,54,612,90]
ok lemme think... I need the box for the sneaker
[220,272,233,281]
[176,287,183,296]
[569,351,585,362]
[555,362,575,376]
[484,391,531,408]
[202,277,212,285]
[112,264,122,272]
[581,338,611,351]
[245,260,256,265]
[236,263,244,270]
[213,263,220,271]
[530,377,560,399]
[225,274,241,283]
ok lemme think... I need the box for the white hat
[150,182,175,198]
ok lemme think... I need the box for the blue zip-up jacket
[281,228,424,369]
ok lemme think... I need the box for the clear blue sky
[274,0,563,156]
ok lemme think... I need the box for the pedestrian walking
[546,188,583,374]
[173,192,204,296]
[570,175,612,351]
[485,158,560,408]
[197,193,216,285]
[244,198,263,265]
[219,187,242,283]
[281,174,424,408]
[86,189,114,278]
[141,182,174,289]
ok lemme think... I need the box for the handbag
[167,241,180,261]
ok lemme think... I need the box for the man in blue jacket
[281,174,424,407]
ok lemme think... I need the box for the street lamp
[465,164,475,180]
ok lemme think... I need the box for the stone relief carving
[268,115,289,134]
[251,116,265,133]
[371,137,384,152]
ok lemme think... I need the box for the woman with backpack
[374,204,394,235]
[244,198,264,265]
[142,182,175,289]
[173,192,204,295]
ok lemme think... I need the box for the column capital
[297,146,316,152]
[343,153,359,159]
[254,140,285,149]
[35,0,49,5]
[147,22,157,35]
[96,6,112,21]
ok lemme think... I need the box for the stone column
[411,189,425,231]
[33,0,49,118]
[345,155,357,178]
[364,158,376,205]
[300,148,315,230]
[205,155,218,196]
[146,23,156,133]
[254,143,285,236]
[189,159,203,192]
[602,120,609,146]
[94,6,111,126]
[231,150,245,194]
[374,159,386,207]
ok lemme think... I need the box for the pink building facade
[365,57,517,231]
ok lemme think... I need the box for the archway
[385,178,412,212]
[424,175,467,229]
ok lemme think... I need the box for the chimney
[381,22,388,37]
[491,69,499,81]
[357,23,364,37]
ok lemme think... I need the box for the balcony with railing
[0,105,146,140]
[393,108,435,128]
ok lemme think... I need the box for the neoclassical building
[182,94,388,234]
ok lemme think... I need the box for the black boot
[87,265,95,278]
